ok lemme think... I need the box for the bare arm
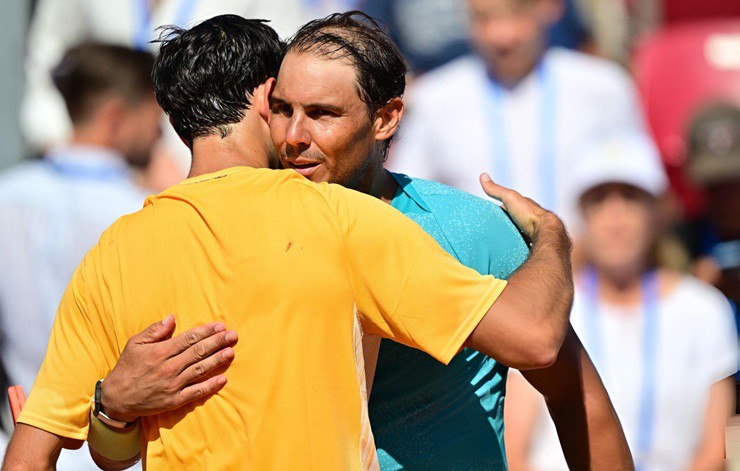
[521,327,633,471]
[688,377,735,471]
[466,175,573,370]
[3,424,65,471]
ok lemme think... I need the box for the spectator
[504,132,738,471]
[21,0,305,188]
[389,0,651,228]
[360,0,589,75]
[0,43,160,470]
[360,0,473,74]
[688,104,740,312]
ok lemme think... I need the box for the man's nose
[285,115,311,149]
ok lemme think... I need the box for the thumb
[479,173,506,203]
[137,314,176,344]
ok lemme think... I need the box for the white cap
[568,131,668,202]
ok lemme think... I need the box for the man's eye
[311,109,337,118]
[272,104,292,116]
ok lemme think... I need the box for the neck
[486,48,545,88]
[69,125,115,151]
[592,264,647,306]
[353,161,398,205]
[188,114,271,178]
[189,137,269,178]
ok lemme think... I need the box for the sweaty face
[467,0,557,83]
[580,184,657,275]
[269,51,380,188]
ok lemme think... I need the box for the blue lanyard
[133,0,199,51]
[485,62,557,211]
[583,268,659,470]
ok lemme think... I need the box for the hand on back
[100,315,238,423]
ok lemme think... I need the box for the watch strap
[93,379,135,430]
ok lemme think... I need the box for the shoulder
[669,274,733,311]
[405,175,522,234]
[0,161,53,199]
[548,48,634,91]
[664,273,735,329]
[401,175,529,277]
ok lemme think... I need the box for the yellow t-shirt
[19,167,506,470]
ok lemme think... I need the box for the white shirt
[528,275,738,471]
[0,145,148,470]
[22,0,306,152]
[389,48,654,228]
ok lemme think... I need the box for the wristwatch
[93,379,136,430]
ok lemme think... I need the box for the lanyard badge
[583,268,660,470]
[485,60,558,211]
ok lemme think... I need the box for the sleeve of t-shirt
[17,243,117,441]
[698,285,738,385]
[317,182,507,365]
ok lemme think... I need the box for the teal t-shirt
[370,173,530,471]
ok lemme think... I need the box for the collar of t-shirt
[44,144,131,181]
[390,172,431,214]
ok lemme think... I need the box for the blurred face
[118,97,163,168]
[580,184,657,275]
[467,0,561,83]
[269,51,382,188]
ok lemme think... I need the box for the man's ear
[96,97,128,144]
[100,97,127,130]
[373,97,405,143]
[256,78,277,124]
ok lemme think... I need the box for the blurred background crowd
[0,0,739,469]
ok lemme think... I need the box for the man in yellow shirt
[4,15,574,470]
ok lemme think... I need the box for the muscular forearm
[509,214,573,353]
[468,214,573,369]
[523,328,633,471]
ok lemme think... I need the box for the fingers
[180,347,235,385]
[177,375,228,406]
[169,322,228,355]
[177,330,238,373]
[135,315,177,344]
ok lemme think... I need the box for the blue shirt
[369,173,529,470]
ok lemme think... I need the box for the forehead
[275,51,362,105]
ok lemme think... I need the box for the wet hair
[287,11,407,156]
[52,42,155,124]
[152,14,284,146]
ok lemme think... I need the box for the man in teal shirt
[90,12,630,470]
[373,173,527,469]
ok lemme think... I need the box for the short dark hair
[152,15,284,146]
[52,43,155,124]
[287,11,407,116]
